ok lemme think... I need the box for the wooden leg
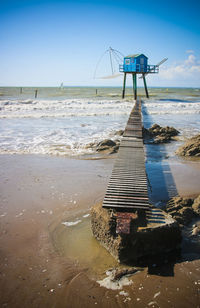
[122,73,126,99]
[132,74,137,100]
[143,74,149,98]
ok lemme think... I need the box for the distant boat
[60,82,64,89]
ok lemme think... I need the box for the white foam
[0,213,7,217]
[83,214,90,218]
[15,212,23,217]
[148,301,157,306]
[0,98,132,119]
[97,270,132,290]
[0,98,129,157]
[119,291,129,296]
[154,291,161,298]
[143,100,200,115]
[62,220,82,227]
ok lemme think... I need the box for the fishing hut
[119,54,159,99]
[94,47,167,100]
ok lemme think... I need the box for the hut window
[140,58,144,64]
[125,59,130,65]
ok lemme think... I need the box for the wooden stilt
[142,74,149,98]
[132,74,137,100]
[35,89,38,98]
[122,73,127,99]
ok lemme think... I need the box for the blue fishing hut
[122,54,148,73]
[119,54,159,99]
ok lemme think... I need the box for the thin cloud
[159,54,200,81]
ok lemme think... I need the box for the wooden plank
[102,99,150,211]
[106,191,148,198]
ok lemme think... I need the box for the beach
[0,87,200,307]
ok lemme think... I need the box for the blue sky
[0,0,200,87]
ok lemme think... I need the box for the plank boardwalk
[102,99,150,214]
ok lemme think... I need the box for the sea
[0,86,200,159]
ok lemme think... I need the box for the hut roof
[125,54,148,59]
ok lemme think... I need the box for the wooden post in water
[132,73,137,100]
[96,89,98,95]
[142,74,149,98]
[122,73,127,99]
[35,89,38,98]
[20,87,22,94]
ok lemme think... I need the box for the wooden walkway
[102,99,150,232]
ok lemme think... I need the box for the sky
[0,0,200,87]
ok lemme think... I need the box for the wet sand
[0,154,200,308]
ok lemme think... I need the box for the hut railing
[119,64,159,73]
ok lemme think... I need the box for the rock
[112,267,142,281]
[85,139,120,154]
[110,144,119,154]
[165,196,199,226]
[143,124,179,144]
[115,130,124,136]
[96,139,116,152]
[179,207,195,225]
[154,135,171,144]
[192,195,200,215]
[176,134,200,157]
[191,225,200,236]
[166,197,193,210]
[95,139,121,154]
[84,142,96,149]
[91,203,181,264]
[149,124,179,137]
[97,139,116,148]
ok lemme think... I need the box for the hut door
[140,57,144,72]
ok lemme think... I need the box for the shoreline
[0,153,200,307]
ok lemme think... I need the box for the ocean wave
[143,101,200,115]
[0,147,94,157]
[0,98,133,119]
[0,110,131,119]
[0,126,123,157]
[146,110,200,115]
[2,98,199,118]
[1,97,200,158]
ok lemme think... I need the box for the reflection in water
[142,103,178,207]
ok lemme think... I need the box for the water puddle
[50,215,122,278]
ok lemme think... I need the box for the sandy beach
[1,0,200,303]
[0,153,200,308]
[0,154,115,307]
